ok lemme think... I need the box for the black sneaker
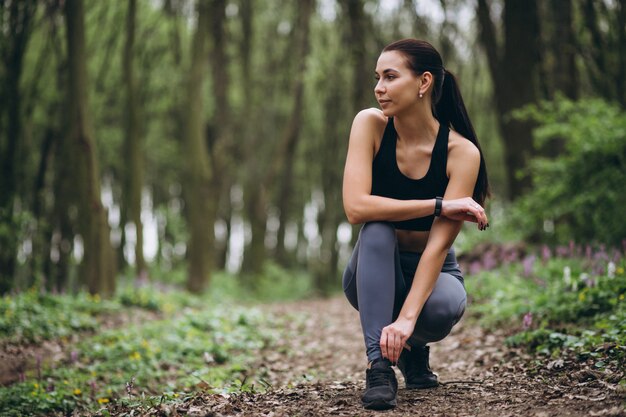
[361,358,398,410]
[397,345,438,389]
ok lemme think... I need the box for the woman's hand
[380,317,415,364]
[440,197,489,231]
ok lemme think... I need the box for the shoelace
[368,368,395,387]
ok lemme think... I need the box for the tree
[578,0,626,108]
[0,0,38,293]
[182,0,213,292]
[63,0,115,295]
[476,0,541,199]
[122,0,146,279]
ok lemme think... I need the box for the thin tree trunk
[550,0,578,99]
[0,0,37,293]
[476,0,540,199]
[207,0,232,272]
[272,0,316,268]
[123,0,146,279]
[183,0,213,292]
[64,0,115,295]
[315,82,347,296]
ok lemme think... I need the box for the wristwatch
[434,196,442,217]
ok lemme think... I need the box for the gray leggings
[342,222,467,362]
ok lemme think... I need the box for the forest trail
[178,296,625,417]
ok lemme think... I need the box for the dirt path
[182,296,625,417]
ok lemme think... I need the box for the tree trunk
[315,86,347,296]
[207,0,232,272]
[123,0,146,279]
[578,0,626,108]
[476,0,540,199]
[340,0,371,247]
[64,0,116,295]
[0,0,37,293]
[545,0,578,100]
[183,0,213,292]
[341,0,370,112]
[272,0,315,268]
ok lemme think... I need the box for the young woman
[342,39,490,410]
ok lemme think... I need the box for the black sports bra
[371,118,449,231]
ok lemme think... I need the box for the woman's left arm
[379,137,482,364]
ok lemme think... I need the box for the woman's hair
[383,39,490,205]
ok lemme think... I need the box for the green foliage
[510,98,626,245]
[0,297,284,416]
[0,290,114,344]
[467,250,626,368]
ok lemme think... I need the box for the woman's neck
[393,109,439,145]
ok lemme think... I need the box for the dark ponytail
[436,70,490,205]
[383,39,491,205]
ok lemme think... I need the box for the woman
[342,39,490,410]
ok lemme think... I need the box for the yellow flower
[73,388,82,395]
[578,292,586,302]
[33,383,39,389]
[619,294,625,301]
[617,267,624,275]
[173,393,179,398]
[130,351,141,360]
[97,398,109,404]
[91,370,97,377]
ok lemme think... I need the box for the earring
[419,93,423,98]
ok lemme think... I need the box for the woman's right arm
[342,109,438,224]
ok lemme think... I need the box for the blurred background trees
[1,0,624,296]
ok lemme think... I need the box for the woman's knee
[414,281,466,341]
[359,222,395,252]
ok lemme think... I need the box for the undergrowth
[466,246,626,377]
[0,262,313,415]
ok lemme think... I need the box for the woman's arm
[380,134,485,363]
[342,109,439,224]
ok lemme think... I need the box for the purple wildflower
[126,376,135,398]
[522,312,533,330]
[469,261,482,275]
[541,245,552,262]
[483,251,497,270]
[522,255,536,277]
[556,246,569,258]
[70,350,78,364]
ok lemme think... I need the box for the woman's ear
[419,71,433,96]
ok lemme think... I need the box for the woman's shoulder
[448,130,479,160]
[447,130,480,171]
[350,108,387,142]
[353,108,387,129]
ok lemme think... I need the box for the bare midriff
[396,229,430,253]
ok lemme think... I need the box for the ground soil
[166,297,626,417]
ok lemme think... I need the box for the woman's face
[374,51,423,116]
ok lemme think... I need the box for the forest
[1,0,625,415]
